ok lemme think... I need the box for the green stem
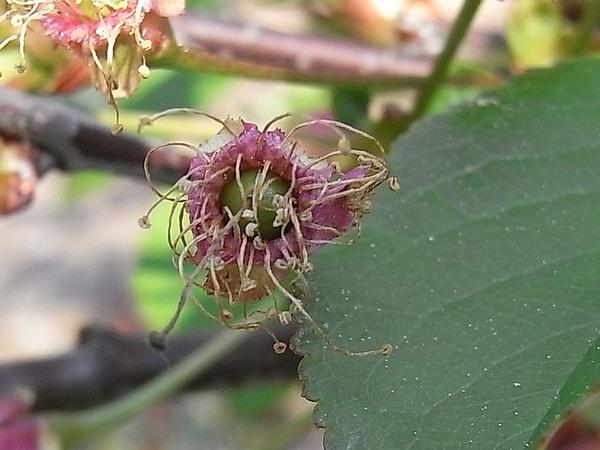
[571,0,600,55]
[48,330,246,449]
[409,0,482,121]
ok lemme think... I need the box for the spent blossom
[140,110,397,356]
[1,0,184,126]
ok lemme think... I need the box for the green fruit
[219,169,290,241]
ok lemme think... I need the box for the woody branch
[0,87,189,183]
[0,325,300,412]
[157,14,434,87]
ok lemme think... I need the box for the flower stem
[409,0,483,122]
[571,0,600,55]
[48,330,247,449]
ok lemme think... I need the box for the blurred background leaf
[506,0,566,69]
[62,170,113,202]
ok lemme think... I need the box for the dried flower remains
[139,110,398,356]
[0,0,184,130]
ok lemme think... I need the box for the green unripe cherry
[220,169,290,241]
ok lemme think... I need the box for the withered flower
[1,1,184,128]
[140,111,397,355]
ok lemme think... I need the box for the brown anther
[371,159,385,170]
[347,198,363,210]
[278,311,292,325]
[221,309,233,320]
[241,209,255,219]
[380,344,393,355]
[148,331,167,351]
[138,64,150,79]
[10,16,23,28]
[273,208,288,227]
[212,256,225,271]
[274,259,290,271]
[244,222,258,237]
[362,200,372,213]
[138,116,153,132]
[387,177,400,191]
[241,278,258,292]
[140,39,152,51]
[272,194,286,208]
[138,215,151,229]
[14,63,26,74]
[253,236,267,250]
[111,123,124,135]
[176,179,194,194]
[302,261,314,272]
[299,210,313,221]
[273,341,287,354]
[265,308,278,319]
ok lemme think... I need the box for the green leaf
[295,58,600,449]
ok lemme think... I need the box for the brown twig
[0,325,300,412]
[158,14,433,87]
[0,87,190,184]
